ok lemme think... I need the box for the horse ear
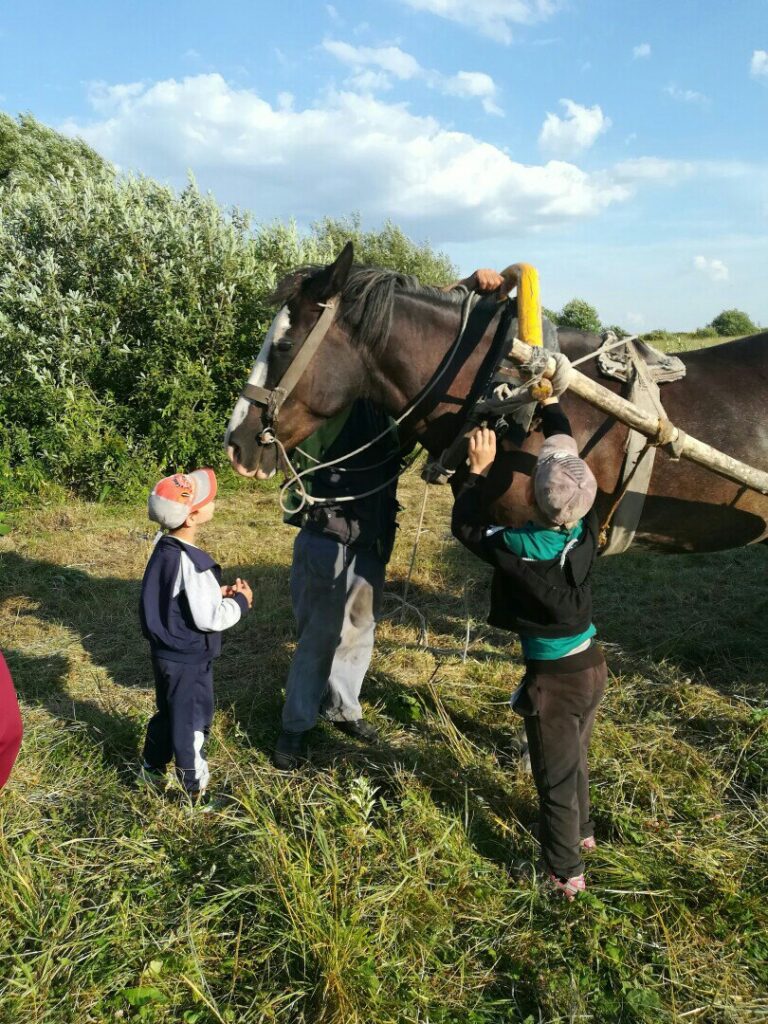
[306,242,354,302]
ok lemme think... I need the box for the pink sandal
[547,870,586,901]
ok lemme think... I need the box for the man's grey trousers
[282,530,385,734]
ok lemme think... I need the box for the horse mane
[271,264,464,356]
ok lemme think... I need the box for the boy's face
[188,502,216,527]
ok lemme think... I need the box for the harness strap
[278,298,339,399]
[240,296,340,427]
[599,338,667,555]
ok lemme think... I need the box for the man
[273,399,401,768]
[272,268,501,771]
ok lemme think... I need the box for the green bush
[557,298,601,333]
[709,308,758,337]
[604,323,630,339]
[0,122,456,505]
[691,326,719,339]
[640,329,679,344]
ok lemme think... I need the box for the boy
[451,393,606,900]
[139,469,252,800]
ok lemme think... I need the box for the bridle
[238,296,340,445]
[236,287,486,513]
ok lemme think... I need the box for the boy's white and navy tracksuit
[139,536,249,793]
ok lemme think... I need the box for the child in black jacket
[452,398,606,900]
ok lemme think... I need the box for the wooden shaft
[497,263,543,347]
[506,338,768,495]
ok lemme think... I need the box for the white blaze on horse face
[224,305,291,446]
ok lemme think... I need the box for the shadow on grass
[2,647,143,773]
[4,535,767,856]
[423,533,768,693]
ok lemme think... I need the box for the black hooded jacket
[451,404,599,639]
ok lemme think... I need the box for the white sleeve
[179,551,243,632]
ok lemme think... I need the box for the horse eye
[275,339,294,352]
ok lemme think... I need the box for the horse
[227,243,768,554]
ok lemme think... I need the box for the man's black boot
[332,719,379,742]
[273,730,308,770]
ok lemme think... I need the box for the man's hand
[469,268,504,293]
[467,427,497,476]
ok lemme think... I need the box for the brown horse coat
[228,247,768,554]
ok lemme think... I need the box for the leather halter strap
[241,297,340,426]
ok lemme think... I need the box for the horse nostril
[230,443,241,464]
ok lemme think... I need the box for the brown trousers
[514,648,607,878]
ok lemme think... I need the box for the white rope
[277,292,480,514]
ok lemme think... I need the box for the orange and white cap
[147,469,218,530]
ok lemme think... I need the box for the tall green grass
[1,471,766,1023]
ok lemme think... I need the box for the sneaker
[331,719,379,742]
[546,869,586,901]
[581,836,597,852]
[137,764,167,792]
[273,730,308,770]
[187,790,232,813]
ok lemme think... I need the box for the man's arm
[443,268,504,294]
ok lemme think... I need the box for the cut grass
[0,467,766,1023]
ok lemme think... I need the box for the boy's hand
[221,584,235,597]
[232,578,253,609]
[467,427,496,476]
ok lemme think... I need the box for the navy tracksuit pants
[143,657,214,793]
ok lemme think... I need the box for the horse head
[227,243,367,478]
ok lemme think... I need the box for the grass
[1,466,767,1023]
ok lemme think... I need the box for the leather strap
[278,298,339,399]
[240,296,340,417]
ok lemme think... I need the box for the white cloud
[625,311,645,328]
[613,157,695,184]
[539,99,611,158]
[61,74,635,241]
[440,71,503,115]
[632,43,651,59]
[396,0,562,44]
[665,83,709,105]
[323,40,421,80]
[750,50,768,78]
[693,255,729,282]
[323,39,503,114]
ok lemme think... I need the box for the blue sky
[2,0,767,329]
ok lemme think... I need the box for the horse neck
[363,292,497,456]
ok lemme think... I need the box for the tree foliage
[0,113,110,188]
[0,124,456,503]
[557,298,602,333]
[709,308,757,337]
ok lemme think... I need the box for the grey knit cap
[534,434,597,526]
